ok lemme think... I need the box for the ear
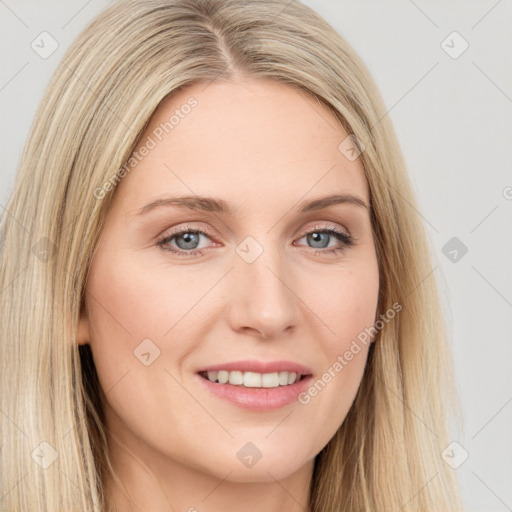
[77,303,90,346]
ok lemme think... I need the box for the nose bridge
[228,235,298,337]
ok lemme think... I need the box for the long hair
[0,1,463,510]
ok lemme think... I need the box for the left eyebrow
[133,193,369,217]
[298,194,369,212]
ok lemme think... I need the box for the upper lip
[197,360,313,375]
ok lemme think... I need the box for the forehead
[114,77,369,212]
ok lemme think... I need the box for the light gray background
[1,1,511,510]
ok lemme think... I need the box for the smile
[195,360,314,410]
[199,370,307,388]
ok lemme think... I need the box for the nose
[226,245,299,340]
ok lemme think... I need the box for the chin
[207,449,312,483]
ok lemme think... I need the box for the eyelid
[158,222,218,240]
[155,223,220,256]
[301,221,351,238]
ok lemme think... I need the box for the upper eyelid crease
[133,193,369,217]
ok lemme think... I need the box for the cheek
[83,253,204,454]
[295,258,379,436]
[82,248,221,421]
[305,256,380,345]
[85,248,204,348]
[83,251,177,394]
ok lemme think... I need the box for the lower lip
[196,374,313,411]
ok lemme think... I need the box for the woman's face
[79,77,379,486]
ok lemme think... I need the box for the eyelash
[156,224,354,258]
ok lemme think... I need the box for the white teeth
[228,371,243,385]
[243,372,261,387]
[204,370,304,388]
[217,370,229,384]
[261,372,279,388]
[287,372,297,385]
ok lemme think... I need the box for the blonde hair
[0,0,463,510]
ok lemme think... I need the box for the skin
[78,77,379,512]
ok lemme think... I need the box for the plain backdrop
[1,1,511,510]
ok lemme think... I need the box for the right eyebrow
[134,195,238,216]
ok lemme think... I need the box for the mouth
[195,361,314,411]
[198,370,310,388]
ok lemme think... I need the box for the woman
[0,0,464,510]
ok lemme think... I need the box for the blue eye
[157,229,210,256]
[295,229,354,254]
[156,226,354,257]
